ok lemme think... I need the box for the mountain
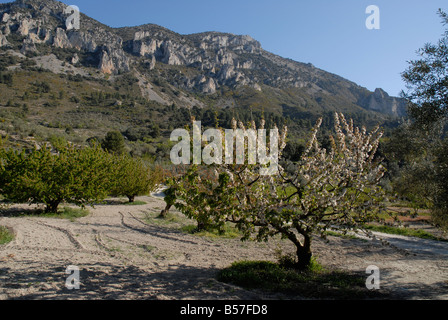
[0,0,407,159]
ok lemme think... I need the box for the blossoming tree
[165,113,387,270]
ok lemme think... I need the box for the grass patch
[143,210,187,227]
[364,224,447,241]
[324,230,361,240]
[180,223,241,239]
[143,209,241,239]
[0,225,14,245]
[39,206,90,221]
[217,260,387,299]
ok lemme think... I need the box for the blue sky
[2,0,448,96]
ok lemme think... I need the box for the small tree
[265,113,386,269]
[0,143,113,213]
[167,113,387,270]
[110,154,162,203]
[102,131,126,155]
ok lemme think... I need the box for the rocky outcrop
[20,35,37,54]
[133,37,159,57]
[98,45,130,74]
[194,33,262,53]
[195,75,216,94]
[52,27,70,48]
[129,29,262,90]
[71,53,79,64]
[66,31,97,52]
[361,88,407,117]
[0,0,129,72]
[17,17,34,36]
[133,36,200,66]
[0,30,8,47]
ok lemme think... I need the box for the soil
[1,194,448,300]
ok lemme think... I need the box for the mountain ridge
[0,0,407,139]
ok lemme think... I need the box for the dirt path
[1,195,447,300]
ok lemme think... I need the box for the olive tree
[399,9,448,228]
[401,9,448,129]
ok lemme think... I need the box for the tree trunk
[128,195,135,203]
[46,200,61,214]
[196,221,206,233]
[159,204,171,218]
[295,234,312,271]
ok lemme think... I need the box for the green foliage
[48,134,68,151]
[167,165,237,232]
[382,121,441,209]
[0,143,114,213]
[58,206,90,220]
[432,139,448,230]
[217,260,287,290]
[109,154,162,202]
[180,222,241,238]
[0,132,163,213]
[396,10,448,228]
[36,206,90,221]
[281,140,305,162]
[364,224,446,241]
[123,124,161,141]
[0,72,13,86]
[0,54,18,71]
[123,200,147,205]
[216,260,376,299]
[0,225,14,245]
[32,81,51,94]
[401,9,448,128]
[102,131,127,155]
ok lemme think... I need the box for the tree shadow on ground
[2,259,435,300]
[0,262,261,300]
[0,205,46,217]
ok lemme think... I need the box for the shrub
[216,260,372,299]
[102,131,127,155]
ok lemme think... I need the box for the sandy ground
[1,194,448,300]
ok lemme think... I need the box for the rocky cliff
[361,88,407,117]
[0,0,407,117]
